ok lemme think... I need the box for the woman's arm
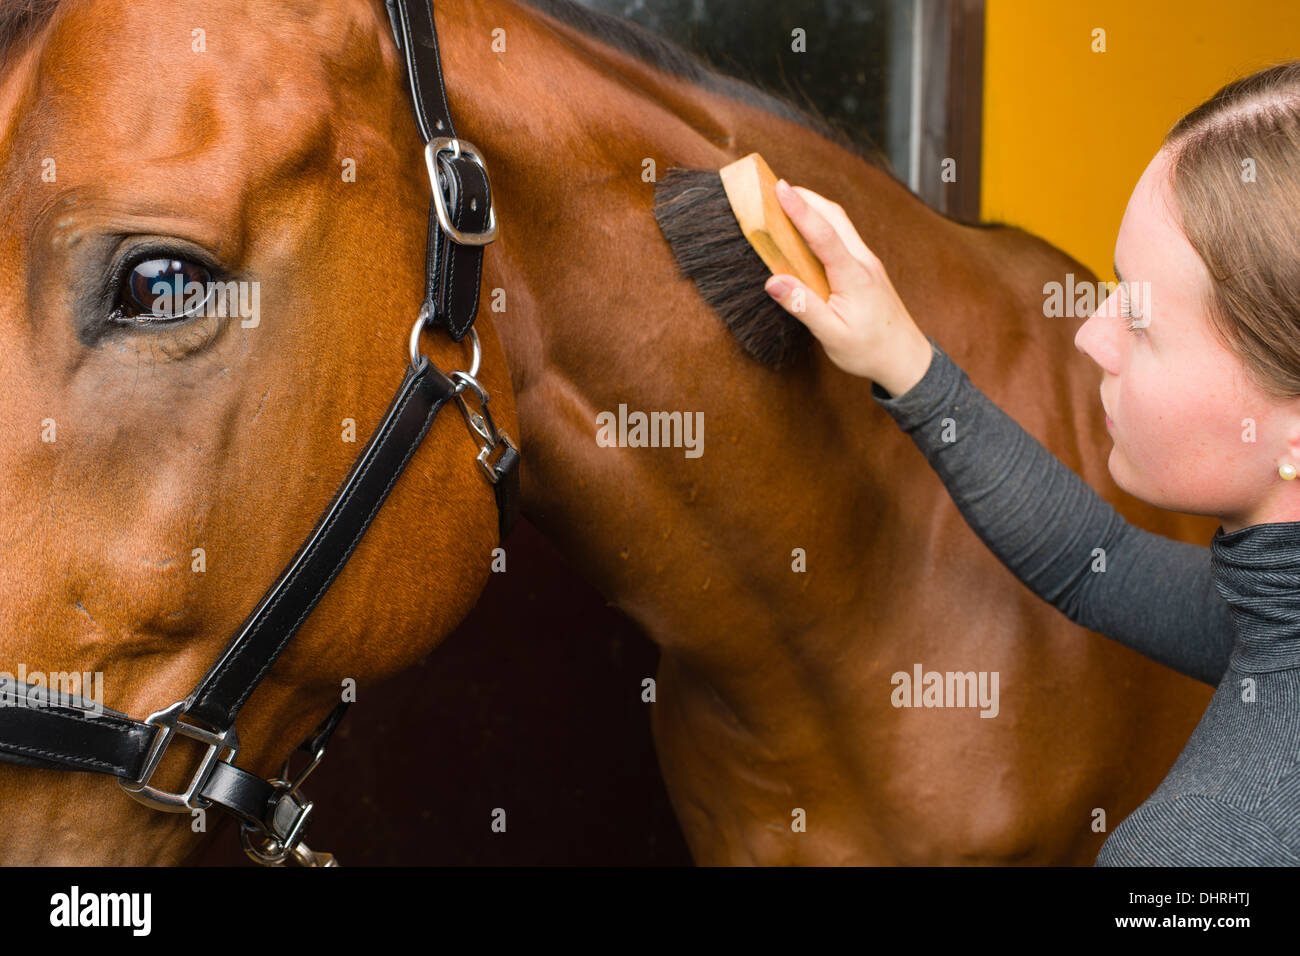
[763,179,1234,686]
[871,335,1234,686]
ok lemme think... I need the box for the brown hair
[1162,60,1300,400]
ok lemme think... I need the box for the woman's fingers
[789,185,881,271]
[764,273,846,340]
[773,180,872,298]
[762,182,924,385]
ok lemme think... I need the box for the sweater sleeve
[870,335,1235,686]
[1095,793,1300,866]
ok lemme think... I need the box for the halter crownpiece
[0,0,518,866]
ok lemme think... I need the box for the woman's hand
[765,179,933,397]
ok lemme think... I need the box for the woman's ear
[1281,412,1300,468]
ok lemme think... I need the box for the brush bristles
[653,167,811,369]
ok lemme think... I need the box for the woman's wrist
[873,326,934,398]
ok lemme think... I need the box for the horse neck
[442,0,1036,388]
[439,1,1092,582]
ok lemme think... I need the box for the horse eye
[114,257,213,322]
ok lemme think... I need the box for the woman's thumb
[765,274,833,334]
[765,275,794,300]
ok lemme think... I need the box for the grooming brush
[653,152,829,369]
[719,153,831,302]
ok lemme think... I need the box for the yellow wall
[981,0,1300,281]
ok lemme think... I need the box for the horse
[0,0,518,864]
[454,0,1214,863]
[2,0,1216,867]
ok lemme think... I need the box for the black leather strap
[199,761,277,827]
[387,0,517,547]
[0,696,321,858]
[0,680,336,848]
[0,358,453,775]
[198,761,310,847]
[299,701,350,757]
[0,680,150,777]
[186,357,458,730]
[387,0,490,343]
[491,444,521,544]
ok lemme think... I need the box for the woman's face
[1074,147,1300,532]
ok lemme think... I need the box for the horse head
[0,0,518,864]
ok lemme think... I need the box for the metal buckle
[117,700,239,812]
[243,826,337,867]
[450,369,517,484]
[407,318,515,482]
[240,782,317,865]
[238,721,340,867]
[477,432,518,483]
[279,741,326,795]
[424,137,498,246]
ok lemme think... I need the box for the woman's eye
[114,257,213,322]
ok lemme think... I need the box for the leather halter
[0,0,516,867]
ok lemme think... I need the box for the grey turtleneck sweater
[870,335,1300,866]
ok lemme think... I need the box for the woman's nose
[1075,288,1121,374]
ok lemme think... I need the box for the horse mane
[514,2,913,370]
[1,0,892,177]
[516,0,894,176]
[0,0,56,65]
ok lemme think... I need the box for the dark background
[578,0,901,173]
[189,518,693,865]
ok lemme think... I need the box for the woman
[763,60,1300,866]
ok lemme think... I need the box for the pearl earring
[1281,463,1297,481]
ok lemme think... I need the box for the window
[572,0,985,221]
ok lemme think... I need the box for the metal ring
[464,327,481,379]
[240,823,291,865]
[408,309,430,369]
[409,314,481,378]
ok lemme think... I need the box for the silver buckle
[406,321,515,483]
[450,368,517,484]
[240,784,317,865]
[243,829,337,867]
[424,137,498,246]
[117,700,239,812]
[238,739,337,867]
